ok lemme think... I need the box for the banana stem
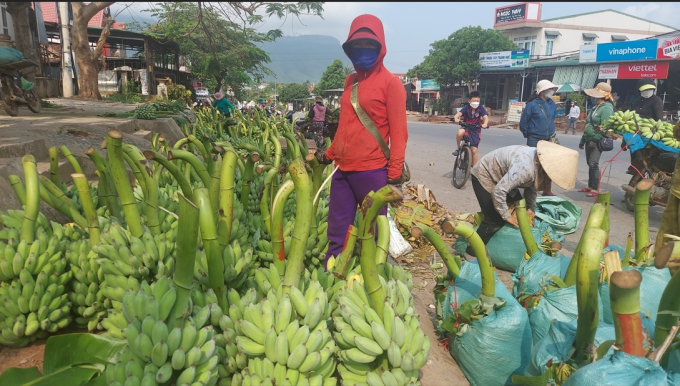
[20,155,39,243]
[38,177,88,228]
[167,149,211,189]
[283,132,300,161]
[596,191,611,246]
[358,185,403,316]
[412,225,460,279]
[195,188,228,311]
[573,227,607,365]
[72,173,100,246]
[8,175,26,206]
[143,151,194,202]
[634,179,653,261]
[59,145,83,175]
[106,130,144,238]
[442,220,494,297]
[260,168,279,235]
[282,158,313,292]
[622,232,633,268]
[270,134,282,169]
[48,146,60,185]
[563,203,606,286]
[610,270,644,357]
[516,199,539,256]
[209,155,222,222]
[271,180,295,273]
[305,153,324,227]
[654,264,680,366]
[217,150,237,250]
[375,215,390,265]
[655,194,679,254]
[186,135,208,159]
[333,225,359,278]
[85,147,120,218]
[123,144,160,235]
[168,193,200,330]
[239,153,258,207]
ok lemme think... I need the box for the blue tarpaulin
[621,132,680,154]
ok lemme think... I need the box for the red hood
[343,14,386,78]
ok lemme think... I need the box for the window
[514,35,537,56]
[582,33,598,45]
[545,40,554,56]
[0,2,7,36]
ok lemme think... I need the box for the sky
[111,2,680,74]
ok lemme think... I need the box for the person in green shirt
[211,92,235,117]
[578,82,614,197]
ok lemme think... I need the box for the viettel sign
[598,61,670,79]
[658,34,680,59]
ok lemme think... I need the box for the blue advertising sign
[596,39,658,62]
[479,50,530,68]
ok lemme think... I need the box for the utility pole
[57,2,73,97]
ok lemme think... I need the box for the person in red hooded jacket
[315,14,408,269]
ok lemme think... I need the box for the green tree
[313,59,346,95]
[409,26,516,92]
[142,2,324,96]
[278,83,311,104]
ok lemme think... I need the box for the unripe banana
[171,348,186,370]
[354,336,383,357]
[287,344,307,370]
[341,348,376,364]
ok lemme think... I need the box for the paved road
[404,121,664,253]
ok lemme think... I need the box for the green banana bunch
[233,280,339,386]
[0,246,72,347]
[194,240,254,293]
[104,284,220,386]
[0,209,52,240]
[332,277,430,386]
[66,239,108,331]
[609,110,679,147]
[132,185,181,234]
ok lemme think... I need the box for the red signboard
[494,2,541,26]
[657,34,680,60]
[598,61,670,79]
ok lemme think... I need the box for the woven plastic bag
[527,319,615,377]
[443,263,532,385]
[486,224,542,272]
[562,348,680,386]
[512,250,571,297]
[599,266,670,336]
[534,196,583,235]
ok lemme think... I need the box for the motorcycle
[0,59,41,116]
[621,144,677,212]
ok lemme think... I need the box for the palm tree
[344,64,354,76]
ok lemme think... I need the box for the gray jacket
[471,145,539,220]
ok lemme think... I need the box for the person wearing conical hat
[468,141,579,251]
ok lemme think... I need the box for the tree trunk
[215,75,224,95]
[70,2,115,100]
[466,80,477,93]
[7,3,40,79]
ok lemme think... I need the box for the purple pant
[325,167,388,265]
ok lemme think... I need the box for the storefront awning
[611,34,628,41]
[582,33,599,39]
[552,65,599,90]
[544,30,561,37]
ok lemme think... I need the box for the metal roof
[611,34,629,41]
[544,30,561,36]
[582,33,599,39]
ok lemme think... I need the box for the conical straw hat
[536,141,579,190]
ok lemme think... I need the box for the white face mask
[641,90,654,99]
[544,90,555,98]
[470,102,480,108]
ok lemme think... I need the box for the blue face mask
[349,47,379,70]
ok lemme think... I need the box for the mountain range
[257,35,352,84]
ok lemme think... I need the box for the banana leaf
[0,333,126,386]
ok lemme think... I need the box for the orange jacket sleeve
[386,78,408,180]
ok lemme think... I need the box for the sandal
[578,187,592,193]
[586,191,598,197]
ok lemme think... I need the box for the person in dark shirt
[452,91,489,166]
[633,78,663,120]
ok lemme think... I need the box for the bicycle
[451,121,481,188]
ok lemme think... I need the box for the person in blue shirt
[211,92,235,117]
[452,91,489,166]
[519,79,559,196]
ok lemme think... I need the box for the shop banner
[657,33,680,59]
[579,45,597,63]
[598,61,669,79]
[596,39,658,62]
[494,2,541,26]
[479,50,530,68]
[416,80,440,91]
[507,101,526,123]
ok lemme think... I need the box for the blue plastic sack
[527,319,615,377]
[444,263,532,385]
[486,224,543,272]
[599,266,670,336]
[0,47,25,66]
[512,251,571,297]
[563,348,680,386]
[535,196,583,235]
